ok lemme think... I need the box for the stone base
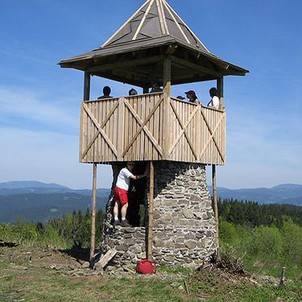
[101,161,217,269]
[102,226,146,269]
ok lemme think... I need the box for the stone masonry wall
[101,161,217,269]
[152,162,217,267]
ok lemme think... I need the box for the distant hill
[0,181,301,223]
[0,181,110,223]
[217,184,302,206]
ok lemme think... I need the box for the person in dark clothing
[185,90,199,104]
[129,88,138,96]
[98,86,112,99]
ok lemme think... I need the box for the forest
[0,200,301,280]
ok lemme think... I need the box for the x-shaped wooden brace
[122,97,164,157]
[81,102,119,159]
[169,101,200,160]
[199,108,226,162]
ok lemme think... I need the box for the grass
[0,253,301,302]
[1,218,302,301]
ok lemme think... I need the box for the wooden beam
[90,163,98,266]
[171,56,220,77]
[163,56,171,158]
[83,71,91,101]
[212,165,219,259]
[88,56,163,73]
[217,77,225,110]
[147,161,154,260]
[95,249,117,271]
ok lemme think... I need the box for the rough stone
[101,161,217,269]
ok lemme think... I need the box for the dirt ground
[1,242,301,302]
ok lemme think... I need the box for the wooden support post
[84,71,91,101]
[217,76,224,110]
[279,266,286,286]
[80,72,91,161]
[163,56,171,158]
[147,161,154,260]
[212,164,220,258]
[90,163,98,265]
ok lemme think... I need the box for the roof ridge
[101,0,211,54]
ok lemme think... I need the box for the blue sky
[0,0,301,189]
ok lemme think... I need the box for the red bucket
[136,259,156,274]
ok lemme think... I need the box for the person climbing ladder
[113,162,147,227]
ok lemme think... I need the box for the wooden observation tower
[59,0,248,267]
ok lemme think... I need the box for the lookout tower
[59,0,248,268]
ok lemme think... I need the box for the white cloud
[0,127,112,189]
[0,86,78,130]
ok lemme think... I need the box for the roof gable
[102,0,210,53]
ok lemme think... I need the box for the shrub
[281,219,302,267]
[248,226,282,259]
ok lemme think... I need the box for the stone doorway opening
[127,162,148,227]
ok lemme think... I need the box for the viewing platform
[80,92,226,165]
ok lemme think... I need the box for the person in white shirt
[113,162,146,227]
[207,87,220,110]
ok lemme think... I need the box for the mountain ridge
[0,181,301,223]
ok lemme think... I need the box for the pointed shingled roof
[59,0,248,86]
[102,0,210,53]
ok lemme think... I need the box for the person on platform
[113,162,146,227]
[150,82,163,93]
[207,87,220,109]
[98,86,112,99]
[129,88,138,96]
[185,90,199,104]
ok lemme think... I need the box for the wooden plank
[212,165,220,259]
[124,97,129,161]
[83,103,118,158]
[122,97,164,157]
[169,101,198,160]
[92,102,97,162]
[168,102,199,158]
[79,104,84,161]
[100,101,105,162]
[90,163,97,265]
[141,95,146,159]
[199,111,225,162]
[147,161,154,260]
[82,72,90,163]
[146,94,152,160]
[87,103,92,161]
[154,95,159,160]
[95,249,117,270]
[199,108,225,162]
[117,98,125,160]
[82,101,119,160]
[137,96,142,159]
[163,57,171,159]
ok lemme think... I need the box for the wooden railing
[80,93,226,165]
